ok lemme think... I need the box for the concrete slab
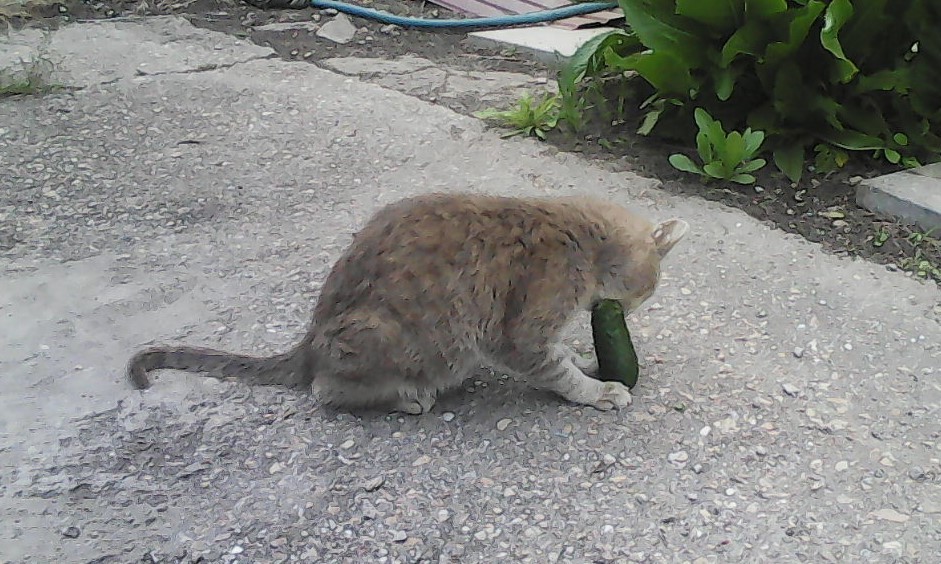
[2,15,941,564]
[857,166,941,233]
[912,161,941,180]
[467,26,617,67]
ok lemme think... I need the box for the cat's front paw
[591,381,633,411]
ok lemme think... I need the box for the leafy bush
[560,0,941,183]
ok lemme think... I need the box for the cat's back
[313,193,645,312]
[331,192,651,270]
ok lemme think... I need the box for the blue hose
[309,0,619,29]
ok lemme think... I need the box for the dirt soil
[11,0,940,285]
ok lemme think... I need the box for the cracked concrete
[2,15,941,564]
[0,16,274,88]
[320,55,556,112]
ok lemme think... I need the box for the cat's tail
[127,344,312,391]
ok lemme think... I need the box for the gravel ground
[2,17,941,564]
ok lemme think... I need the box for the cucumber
[590,299,640,388]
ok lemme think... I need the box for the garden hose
[244,0,619,29]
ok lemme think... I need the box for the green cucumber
[590,299,640,388]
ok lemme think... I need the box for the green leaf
[559,29,640,91]
[606,50,694,96]
[737,158,767,173]
[884,148,901,163]
[773,145,805,183]
[730,173,757,184]
[696,130,714,163]
[637,107,662,136]
[703,161,730,179]
[694,108,727,148]
[676,0,742,31]
[742,128,766,156]
[721,131,748,168]
[693,107,715,132]
[745,0,787,19]
[617,0,710,65]
[713,66,736,101]
[820,0,859,83]
[669,153,704,175]
[854,69,910,94]
[720,21,769,67]
[765,1,826,66]
[824,130,884,151]
[893,132,909,146]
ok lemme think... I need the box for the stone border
[857,163,941,234]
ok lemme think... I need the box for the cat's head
[597,217,689,313]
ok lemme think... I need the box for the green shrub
[560,0,941,183]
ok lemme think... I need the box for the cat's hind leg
[313,311,446,415]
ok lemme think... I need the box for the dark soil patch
[11,0,941,285]
[549,86,940,282]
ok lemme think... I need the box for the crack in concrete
[132,53,278,80]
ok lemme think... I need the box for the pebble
[792,347,804,359]
[496,418,512,431]
[413,455,432,466]
[436,509,450,522]
[442,412,455,422]
[871,508,910,523]
[61,526,81,539]
[340,439,355,449]
[230,546,244,554]
[391,530,408,542]
[364,476,385,491]
[782,383,800,397]
[883,541,902,552]
[268,462,283,474]
[668,451,689,467]
[835,460,849,471]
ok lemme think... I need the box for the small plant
[905,228,940,281]
[668,108,767,184]
[873,227,890,247]
[813,144,850,175]
[474,93,560,140]
[0,36,62,98]
[875,226,941,281]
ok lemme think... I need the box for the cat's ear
[651,218,689,258]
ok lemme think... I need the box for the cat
[129,193,688,414]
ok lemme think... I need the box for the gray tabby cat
[129,193,688,414]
